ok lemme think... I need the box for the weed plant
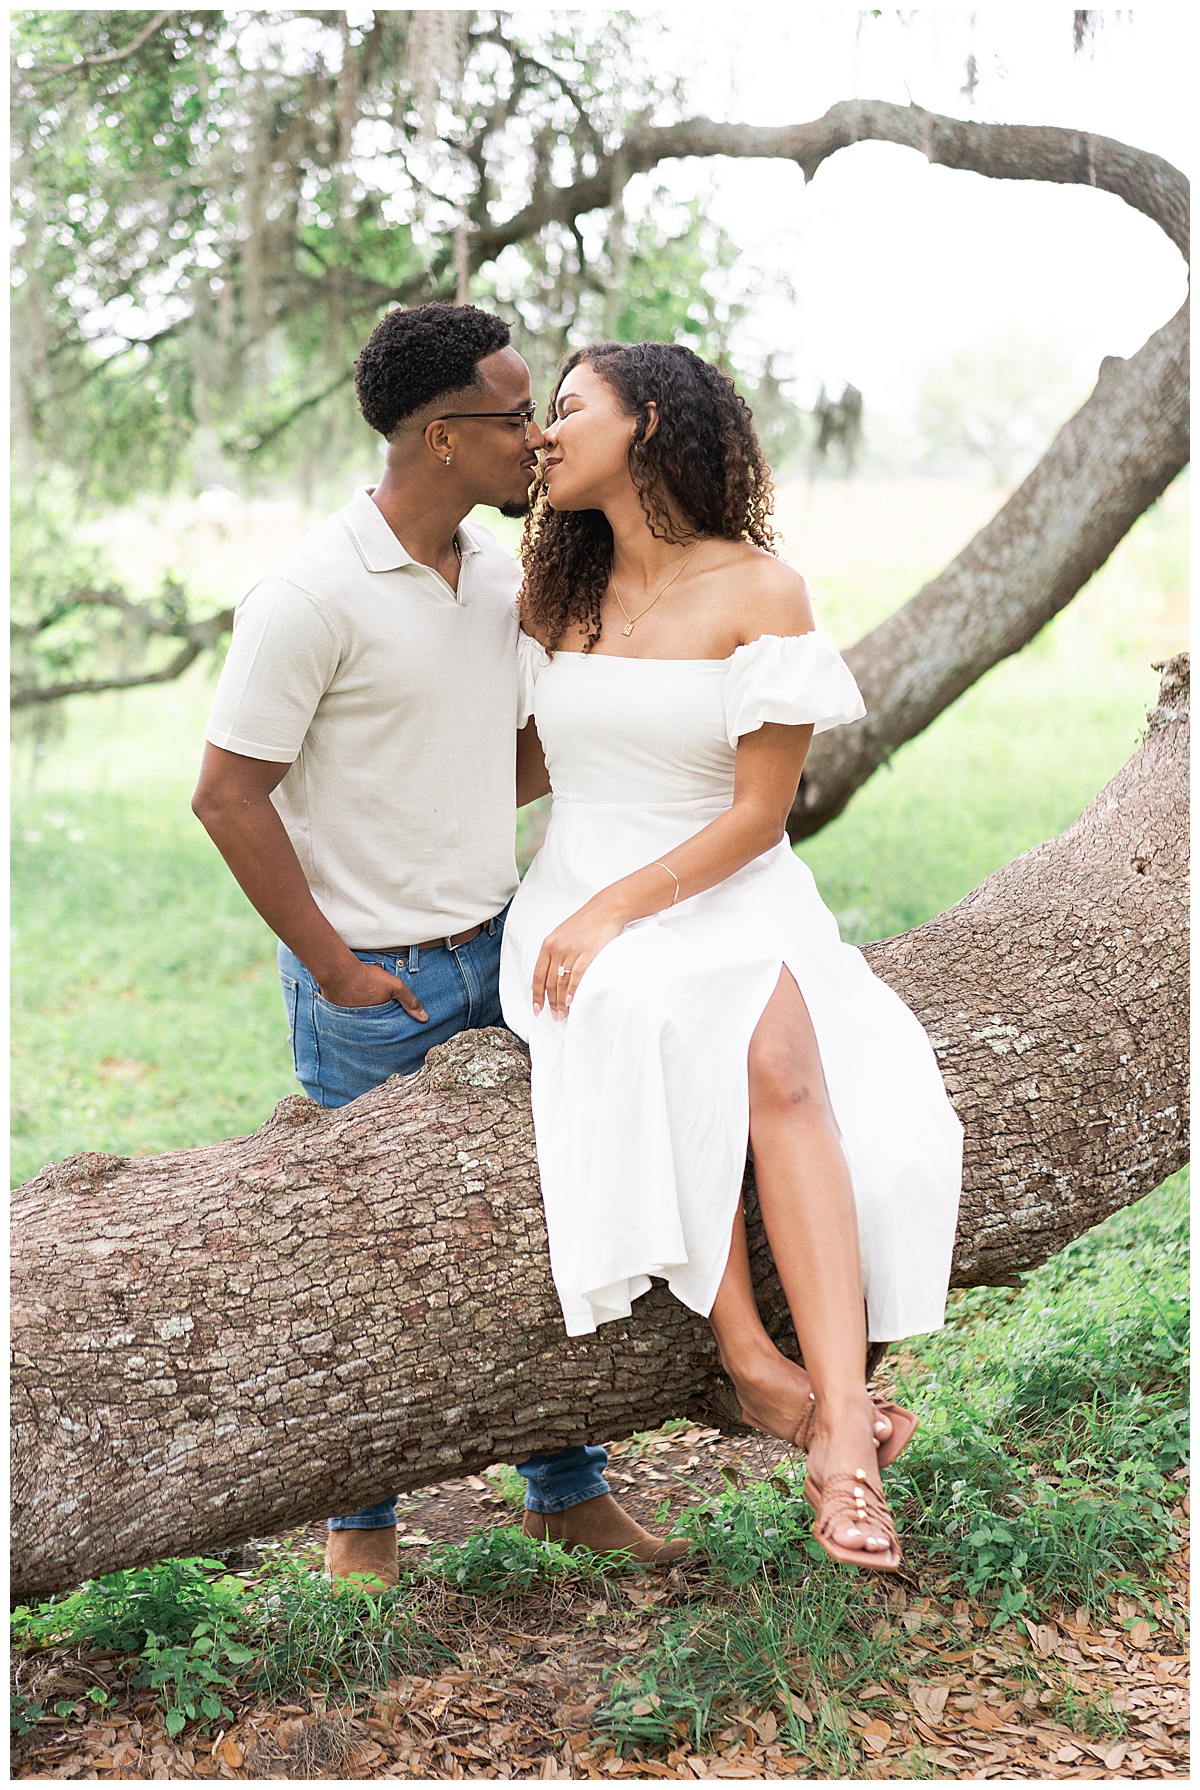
[238,1546,449,1702]
[418,1525,591,1596]
[884,1171,1188,1622]
[11,1546,446,1739]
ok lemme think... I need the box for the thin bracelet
[653,861,681,906]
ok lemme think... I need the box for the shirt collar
[342,487,483,573]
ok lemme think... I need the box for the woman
[498,342,962,1571]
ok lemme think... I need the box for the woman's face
[539,362,641,511]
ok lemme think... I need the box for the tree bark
[11,659,1188,1605]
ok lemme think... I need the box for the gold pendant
[622,622,634,636]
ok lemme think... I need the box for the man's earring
[444,455,452,466]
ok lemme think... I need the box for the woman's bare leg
[740,968,892,1556]
[709,1208,893,1451]
[709,1207,815,1437]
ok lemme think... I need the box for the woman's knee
[748,1035,833,1125]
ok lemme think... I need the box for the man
[193,301,686,1586]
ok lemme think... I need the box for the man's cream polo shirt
[205,487,522,948]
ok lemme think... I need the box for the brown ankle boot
[522,1493,689,1565]
[324,1524,399,1589]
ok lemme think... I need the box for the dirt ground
[12,1424,1189,1781]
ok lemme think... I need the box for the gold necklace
[611,540,703,637]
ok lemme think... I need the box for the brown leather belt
[369,923,485,955]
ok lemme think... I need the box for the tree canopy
[12,9,771,501]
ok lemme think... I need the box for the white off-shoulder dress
[499,630,963,1342]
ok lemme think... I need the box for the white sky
[564,5,1192,418]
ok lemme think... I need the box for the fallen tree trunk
[11,659,1188,1602]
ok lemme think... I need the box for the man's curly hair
[355,302,511,437]
[520,341,777,653]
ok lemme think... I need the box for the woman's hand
[532,899,625,1019]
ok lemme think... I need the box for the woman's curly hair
[520,341,777,653]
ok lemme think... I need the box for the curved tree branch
[30,11,174,81]
[230,100,1190,453]
[10,598,234,709]
[10,659,1187,1601]
[472,100,1190,267]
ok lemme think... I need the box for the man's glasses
[436,403,538,427]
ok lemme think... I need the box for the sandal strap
[792,1396,818,1451]
[811,1473,898,1550]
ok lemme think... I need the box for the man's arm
[191,744,427,1017]
[516,719,551,808]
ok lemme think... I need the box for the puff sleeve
[722,630,865,749]
[517,630,551,729]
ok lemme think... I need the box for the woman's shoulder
[710,542,814,646]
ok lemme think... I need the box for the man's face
[436,346,545,517]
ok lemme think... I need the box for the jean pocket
[310,991,428,1101]
[314,995,400,1017]
[281,975,299,1044]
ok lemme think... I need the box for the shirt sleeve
[722,630,866,748]
[204,577,342,762]
[517,629,551,729]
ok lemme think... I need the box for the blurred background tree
[915,328,1089,485]
[12,9,807,505]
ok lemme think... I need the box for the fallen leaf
[1129,1620,1152,1648]
[750,1709,777,1745]
[908,1680,949,1722]
[1103,1743,1129,1769]
[860,1719,891,1754]
[219,1736,243,1769]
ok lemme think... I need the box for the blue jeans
[278,910,610,1527]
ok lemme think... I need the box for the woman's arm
[531,717,812,1017]
[516,718,551,806]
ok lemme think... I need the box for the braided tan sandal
[790,1393,918,1469]
[804,1466,903,1573]
[872,1400,919,1469]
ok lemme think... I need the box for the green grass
[884,1169,1189,1619]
